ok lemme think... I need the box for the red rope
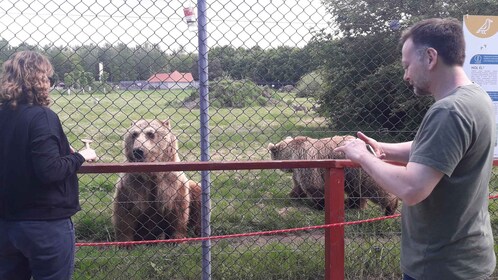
[76,214,400,247]
[76,194,498,247]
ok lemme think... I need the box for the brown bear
[188,179,202,237]
[112,119,201,241]
[268,135,398,215]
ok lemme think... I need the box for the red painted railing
[79,159,498,280]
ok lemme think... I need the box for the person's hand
[357,131,386,159]
[78,148,97,162]
[334,137,371,163]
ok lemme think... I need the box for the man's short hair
[400,18,466,66]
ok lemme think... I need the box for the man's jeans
[0,218,75,280]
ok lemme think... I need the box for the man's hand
[357,132,386,159]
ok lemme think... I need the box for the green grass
[75,239,326,280]
[48,88,498,279]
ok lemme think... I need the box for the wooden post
[325,167,345,280]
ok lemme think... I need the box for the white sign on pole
[99,62,104,82]
[463,15,498,157]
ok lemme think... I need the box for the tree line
[0,0,496,137]
[0,39,319,89]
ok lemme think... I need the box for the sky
[0,0,333,53]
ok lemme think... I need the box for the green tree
[252,46,312,87]
[75,44,99,81]
[133,43,167,80]
[208,45,318,87]
[45,46,81,83]
[112,43,137,82]
[317,0,498,141]
[0,38,14,65]
[82,72,94,91]
[295,70,326,98]
[64,72,76,89]
[169,48,197,74]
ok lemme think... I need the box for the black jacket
[0,104,85,220]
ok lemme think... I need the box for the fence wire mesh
[1,0,497,279]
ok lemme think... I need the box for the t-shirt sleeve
[409,107,471,177]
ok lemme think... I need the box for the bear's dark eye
[146,132,155,139]
[131,132,138,139]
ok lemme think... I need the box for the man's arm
[379,141,413,163]
[335,138,444,206]
[357,131,412,163]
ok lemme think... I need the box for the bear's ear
[285,136,292,140]
[162,120,171,128]
[267,143,275,150]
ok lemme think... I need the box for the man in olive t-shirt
[403,83,495,279]
[335,18,496,280]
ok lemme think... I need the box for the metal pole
[197,0,211,279]
[325,167,345,280]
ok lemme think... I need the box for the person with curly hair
[0,50,97,280]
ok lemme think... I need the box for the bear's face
[267,137,296,172]
[124,119,177,162]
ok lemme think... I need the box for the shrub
[295,71,325,98]
[210,76,268,108]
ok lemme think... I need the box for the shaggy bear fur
[268,135,398,215]
[188,179,202,237]
[112,119,201,241]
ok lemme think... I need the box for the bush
[210,76,268,108]
[295,71,325,98]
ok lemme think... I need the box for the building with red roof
[147,71,197,89]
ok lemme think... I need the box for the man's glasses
[48,76,56,87]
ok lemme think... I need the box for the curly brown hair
[0,51,54,109]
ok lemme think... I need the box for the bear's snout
[132,148,145,162]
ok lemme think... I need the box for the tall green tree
[75,44,99,81]
[168,48,197,74]
[46,46,83,86]
[133,43,167,80]
[317,0,498,141]
[208,45,317,86]
[0,38,13,65]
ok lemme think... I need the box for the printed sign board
[463,15,498,157]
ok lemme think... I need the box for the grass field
[49,88,498,279]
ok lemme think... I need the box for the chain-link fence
[1,0,497,279]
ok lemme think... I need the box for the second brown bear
[268,135,398,215]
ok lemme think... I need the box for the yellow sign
[463,15,498,38]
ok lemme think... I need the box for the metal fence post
[197,0,211,279]
[325,167,345,280]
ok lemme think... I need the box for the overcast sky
[0,0,332,53]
